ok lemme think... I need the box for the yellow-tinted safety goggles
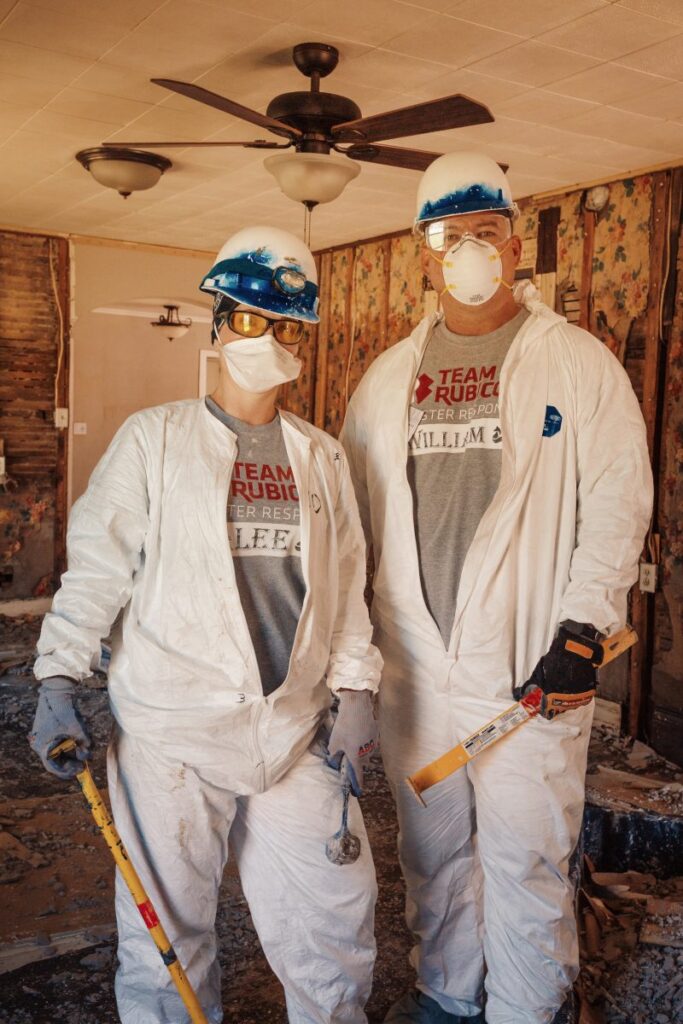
[224,309,304,346]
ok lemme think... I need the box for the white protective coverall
[35,399,382,1024]
[340,282,652,1024]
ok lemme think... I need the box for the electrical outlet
[639,562,658,593]
[73,422,87,435]
[54,407,69,429]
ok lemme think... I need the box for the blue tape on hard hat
[418,184,510,222]
[200,257,318,320]
[542,406,562,437]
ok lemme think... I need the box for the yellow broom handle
[50,740,208,1024]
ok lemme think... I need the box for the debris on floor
[578,858,683,1022]
[1,635,681,1022]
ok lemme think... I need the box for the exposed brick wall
[0,231,68,600]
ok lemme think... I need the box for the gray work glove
[327,689,378,797]
[29,676,92,780]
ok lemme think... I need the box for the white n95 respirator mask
[438,235,512,306]
[221,334,302,394]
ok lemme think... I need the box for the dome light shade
[150,305,192,342]
[76,147,172,198]
[264,151,360,205]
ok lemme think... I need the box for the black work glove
[517,623,603,720]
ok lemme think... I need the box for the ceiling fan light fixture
[76,147,172,198]
[264,151,360,205]
[150,304,192,342]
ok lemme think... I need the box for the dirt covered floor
[1,614,682,1023]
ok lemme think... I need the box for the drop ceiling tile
[0,39,91,85]
[506,170,570,195]
[559,104,683,151]
[394,0,455,10]
[332,48,453,93]
[383,14,523,68]
[103,0,274,71]
[526,153,619,181]
[617,35,683,79]
[0,127,81,174]
[107,103,237,144]
[615,0,683,26]
[547,62,671,103]
[45,87,152,125]
[0,4,130,60]
[468,41,599,87]
[70,63,167,105]
[494,89,599,125]
[537,5,681,60]
[402,66,531,106]
[446,0,608,37]
[8,173,103,207]
[197,0,313,19]
[22,0,169,30]
[613,80,683,119]
[19,108,130,141]
[287,0,426,47]
[0,71,61,109]
[0,98,34,135]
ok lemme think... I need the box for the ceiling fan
[106,41,495,174]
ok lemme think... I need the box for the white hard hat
[200,225,319,323]
[415,152,516,226]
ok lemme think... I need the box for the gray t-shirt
[206,398,305,696]
[407,308,529,646]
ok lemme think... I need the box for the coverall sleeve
[338,394,372,552]
[34,414,150,682]
[558,340,653,635]
[325,451,382,694]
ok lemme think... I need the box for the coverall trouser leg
[107,730,377,1024]
[378,631,591,1024]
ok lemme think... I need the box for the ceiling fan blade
[332,94,493,144]
[103,139,292,149]
[151,78,301,140]
[340,144,443,171]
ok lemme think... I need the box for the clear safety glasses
[213,295,304,346]
[420,217,512,253]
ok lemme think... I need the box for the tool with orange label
[49,738,208,1024]
[406,625,637,806]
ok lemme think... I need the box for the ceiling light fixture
[76,147,172,198]
[264,151,360,207]
[150,305,192,342]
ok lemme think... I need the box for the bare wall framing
[0,230,69,600]
[289,164,683,762]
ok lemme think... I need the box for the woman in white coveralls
[30,226,382,1024]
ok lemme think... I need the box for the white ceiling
[0,0,682,253]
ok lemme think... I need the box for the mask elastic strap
[211,318,222,347]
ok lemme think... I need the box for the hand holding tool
[407,626,637,806]
[325,756,361,866]
[30,676,92,779]
[326,689,378,797]
[49,739,209,1024]
[515,622,604,720]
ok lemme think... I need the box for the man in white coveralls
[340,153,652,1024]
[30,226,382,1024]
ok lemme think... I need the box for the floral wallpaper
[655,224,683,681]
[591,176,652,355]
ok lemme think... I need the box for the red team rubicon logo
[416,373,434,403]
[416,365,499,406]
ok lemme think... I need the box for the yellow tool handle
[406,625,638,803]
[49,740,208,1024]
[406,698,534,804]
